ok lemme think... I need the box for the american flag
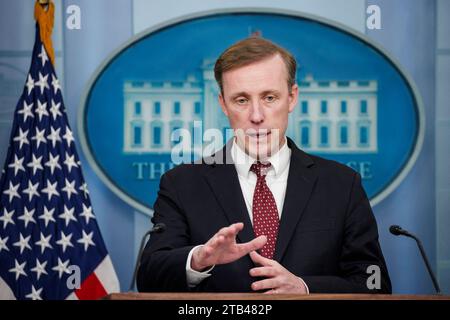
[0,23,119,299]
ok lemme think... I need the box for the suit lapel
[203,143,255,245]
[274,138,318,262]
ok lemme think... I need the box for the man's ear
[288,84,299,113]
[218,93,229,117]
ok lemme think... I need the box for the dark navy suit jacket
[137,138,391,293]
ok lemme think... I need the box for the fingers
[249,250,275,267]
[204,223,268,261]
[193,223,246,270]
[217,222,244,239]
[220,222,244,234]
[251,278,278,291]
[206,223,243,249]
[249,266,277,278]
[232,222,244,232]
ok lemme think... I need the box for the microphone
[129,222,166,291]
[389,225,441,294]
[389,225,413,237]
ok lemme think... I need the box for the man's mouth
[246,130,271,139]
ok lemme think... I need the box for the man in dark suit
[137,37,391,294]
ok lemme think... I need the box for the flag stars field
[9,260,27,280]
[49,100,62,120]
[8,155,25,176]
[51,74,61,94]
[35,233,53,254]
[64,153,78,173]
[0,236,9,252]
[0,209,15,228]
[0,3,119,299]
[25,74,34,95]
[44,153,62,174]
[52,258,70,279]
[58,205,77,226]
[79,183,89,198]
[26,285,43,300]
[38,206,56,227]
[31,128,47,148]
[35,100,49,121]
[35,72,49,94]
[13,233,32,254]
[27,155,44,175]
[62,179,78,200]
[3,182,20,203]
[46,126,62,147]
[30,259,48,280]
[80,204,95,224]
[62,127,74,146]
[18,101,34,121]
[77,230,95,251]
[38,45,48,66]
[22,180,40,202]
[41,180,59,201]
[56,231,74,253]
[18,207,36,228]
[13,128,29,149]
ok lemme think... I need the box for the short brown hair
[214,37,297,95]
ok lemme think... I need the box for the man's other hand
[249,250,308,294]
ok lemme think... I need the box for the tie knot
[250,161,272,178]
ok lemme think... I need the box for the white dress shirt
[185,138,309,293]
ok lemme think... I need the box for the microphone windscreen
[389,225,402,236]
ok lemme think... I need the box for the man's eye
[265,95,276,102]
[236,98,248,105]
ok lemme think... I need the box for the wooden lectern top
[103,292,450,300]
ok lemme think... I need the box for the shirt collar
[231,137,291,179]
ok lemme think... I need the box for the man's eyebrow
[260,90,281,96]
[229,92,250,100]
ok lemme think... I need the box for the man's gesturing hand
[249,251,308,294]
[191,223,267,271]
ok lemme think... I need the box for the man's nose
[249,101,264,124]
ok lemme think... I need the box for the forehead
[221,54,288,95]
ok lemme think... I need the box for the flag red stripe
[75,272,107,300]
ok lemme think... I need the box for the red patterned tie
[250,162,279,259]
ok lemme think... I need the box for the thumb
[253,235,267,250]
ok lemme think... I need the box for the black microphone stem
[408,233,441,295]
[129,223,166,291]
[129,229,153,292]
